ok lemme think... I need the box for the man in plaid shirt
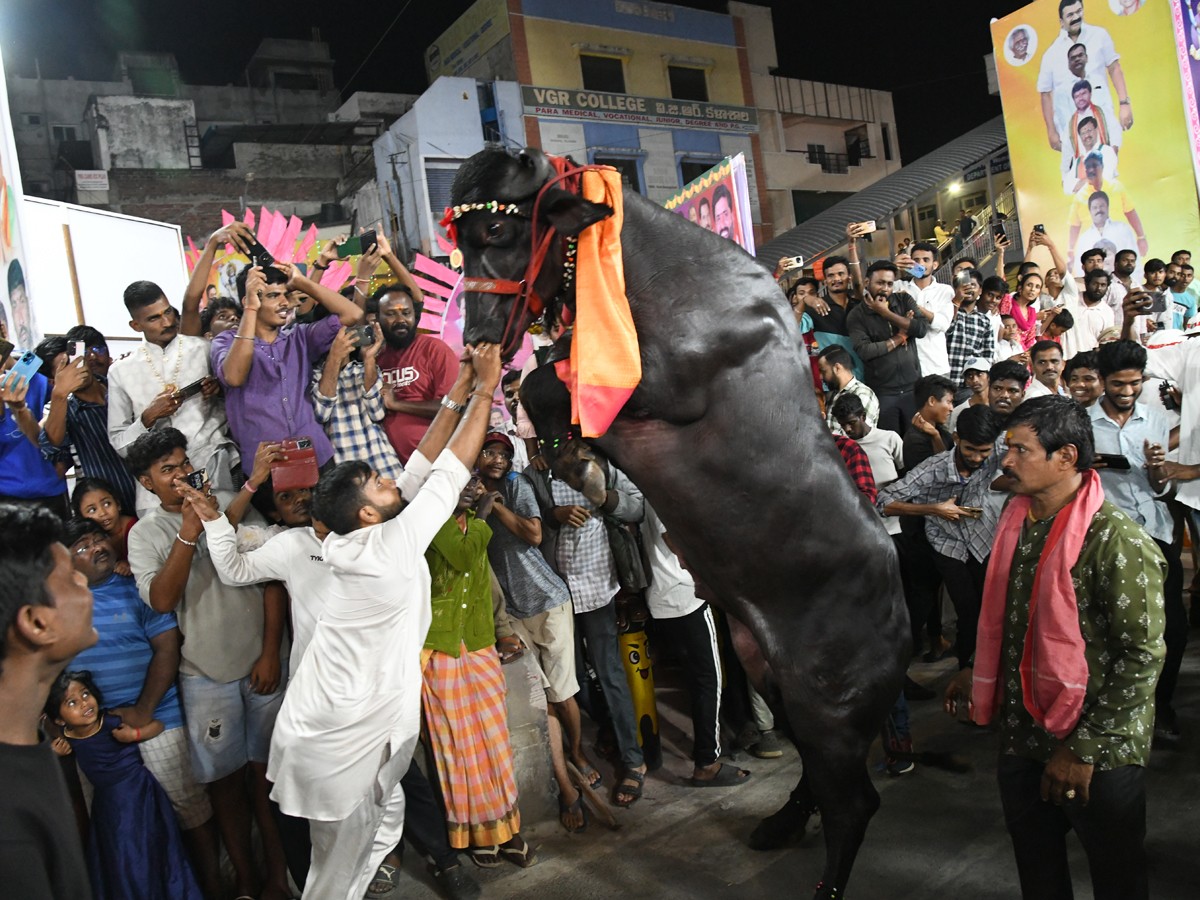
[945,269,995,385]
[311,321,405,480]
[876,405,1004,670]
[833,434,877,504]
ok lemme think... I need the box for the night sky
[2,0,1032,160]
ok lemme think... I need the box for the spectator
[72,477,137,575]
[1,359,68,517]
[312,321,404,480]
[905,375,957,470]
[1042,307,1075,346]
[0,504,94,898]
[945,396,1165,900]
[498,371,531,472]
[199,297,242,340]
[213,262,363,477]
[896,242,955,377]
[1090,340,1183,739]
[945,269,995,384]
[1025,340,1067,399]
[950,357,991,431]
[39,342,138,514]
[848,261,929,435]
[108,279,236,513]
[988,359,1030,425]
[1010,272,1043,350]
[980,276,1007,345]
[817,345,878,436]
[476,432,597,832]
[1056,267,1114,359]
[1064,350,1102,407]
[63,325,113,381]
[421,478,529,868]
[934,219,951,247]
[880,405,1005,670]
[994,314,1026,361]
[795,255,865,381]
[125,428,290,900]
[1161,259,1198,330]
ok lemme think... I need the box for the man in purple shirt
[211,264,364,474]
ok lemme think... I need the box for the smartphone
[359,229,377,255]
[183,469,207,491]
[859,220,878,234]
[1033,224,1046,234]
[350,324,376,347]
[10,349,41,383]
[993,224,1006,240]
[1094,453,1132,470]
[908,264,928,280]
[0,339,14,361]
[959,507,984,518]
[246,238,275,268]
[172,378,206,401]
[272,437,319,491]
[1148,290,1168,314]
[779,255,805,271]
[336,236,363,258]
[68,341,84,360]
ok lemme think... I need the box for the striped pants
[654,603,723,767]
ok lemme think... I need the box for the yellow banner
[991,0,1200,276]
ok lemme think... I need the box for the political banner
[1171,1,1200,197]
[991,0,1200,276]
[662,154,755,255]
[0,44,39,350]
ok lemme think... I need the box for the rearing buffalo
[447,147,908,899]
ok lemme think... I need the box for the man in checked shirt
[876,405,1004,671]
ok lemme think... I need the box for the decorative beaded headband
[443,201,527,222]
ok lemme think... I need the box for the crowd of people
[1,209,1197,900]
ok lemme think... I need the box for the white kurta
[265,449,469,821]
[1146,340,1200,513]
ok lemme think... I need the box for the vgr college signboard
[522,86,758,133]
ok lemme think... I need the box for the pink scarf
[972,470,1103,738]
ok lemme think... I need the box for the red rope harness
[443,155,602,352]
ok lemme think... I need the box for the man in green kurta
[946,395,1165,900]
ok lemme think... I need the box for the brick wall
[107,169,340,241]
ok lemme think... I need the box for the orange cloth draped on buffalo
[553,165,642,438]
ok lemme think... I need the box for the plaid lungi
[421,644,521,849]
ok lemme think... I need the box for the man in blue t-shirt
[0,366,67,516]
[1163,260,1198,331]
[65,519,220,897]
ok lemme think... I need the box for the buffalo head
[448,147,612,360]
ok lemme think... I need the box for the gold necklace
[141,341,184,394]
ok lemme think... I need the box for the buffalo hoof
[748,800,820,851]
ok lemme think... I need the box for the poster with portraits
[1171,1,1200,197]
[662,154,756,256]
[0,45,39,351]
[992,0,1200,277]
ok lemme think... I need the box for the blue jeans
[574,601,645,769]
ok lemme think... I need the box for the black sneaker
[748,730,786,759]
[432,863,482,900]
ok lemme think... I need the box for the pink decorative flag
[243,208,255,229]
[277,216,303,264]
[296,225,318,264]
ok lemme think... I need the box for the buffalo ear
[540,187,613,237]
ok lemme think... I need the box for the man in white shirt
[214,345,500,900]
[108,281,238,513]
[896,242,955,377]
[1038,3,1131,154]
[1056,267,1116,361]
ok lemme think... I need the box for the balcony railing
[786,148,875,175]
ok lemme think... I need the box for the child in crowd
[71,477,136,576]
[994,314,1026,362]
[47,671,203,900]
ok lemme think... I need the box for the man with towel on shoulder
[944,394,1165,900]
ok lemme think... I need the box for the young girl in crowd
[72,477,136,576]
[47,671,202,900]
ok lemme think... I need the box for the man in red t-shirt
[374,286,459,463]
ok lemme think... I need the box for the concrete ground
[391,631,1200,900]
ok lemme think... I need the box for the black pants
[0,492,69,520]
[933,552,988,670]
[894,531,943,656]
[654,604,723,766]
[272,756,458,890]
[1153,538,1187,715]
[877,391,916,438]
[997,755,1148,900]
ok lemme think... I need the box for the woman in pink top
[1010,272,1043,350]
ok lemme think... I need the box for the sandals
[613,768,645,808]
[470,846,501,869]
[499,836,537,868]
[559,787,588,833]
[365,862,399,898]
[688,763,752,788]
[577,764,602,789]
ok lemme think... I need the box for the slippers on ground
[499,836,537,868]
[613,768,645,808]
[559,787,588,833]
[365,862,399,898]
[688,763,752,788]
[470,846,502,869]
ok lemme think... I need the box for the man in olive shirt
[946,396,1164,900]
